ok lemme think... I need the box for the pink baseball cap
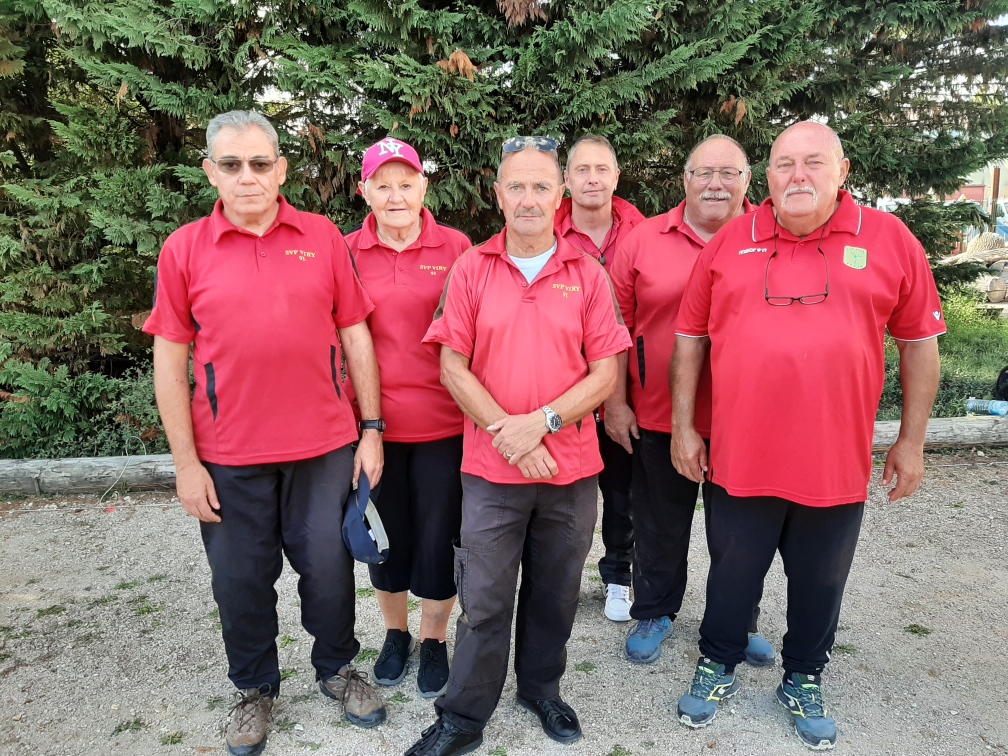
[359,138,424,191]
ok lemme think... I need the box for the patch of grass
[207,608,219,619]
[407,598,420,612]
[332,718,352,729]
[609,747,632,756]
[206,695,227,711]
[356,647,380,662]
[147,573,168,583]
[74,632,99,645]
[97,565,112,572]
[115,580,142,590]
[389,692,410,703]
[905,623,932,637]
[575,661,596,673]
[159,731,183,745]
[879,292,1008,420]
[588,574,603,585]
[355,587,375,599]
[280,668,299,681]
[287,693,314,704]
[833,644,858,655]
[489,749,508,756]
[111,718,144,735]
[0,652,11,663]
[643,742,655,750]
[274,717,296,732]
[130,595,161,616]
[36,604,66,618]
[89,595,118,607]
[279,634,297,649]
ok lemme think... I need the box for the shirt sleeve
[142,235,196,344]
[582,262,633,362]
[886,227,946,341]
[675,241,717,337]
[331,227,375,328]
[608,230,639,332]
[423,253,477,358]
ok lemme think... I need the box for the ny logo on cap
[378,138,404,157]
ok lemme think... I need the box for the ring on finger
[504,451,513,459]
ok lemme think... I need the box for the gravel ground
[1,449,1007,756]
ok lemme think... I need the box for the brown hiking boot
[318,664,387,728]
[225,686,273,756]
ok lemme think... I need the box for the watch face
[548,412,562,432]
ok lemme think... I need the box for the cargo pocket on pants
[453,541,468,622]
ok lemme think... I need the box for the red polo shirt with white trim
[676,190,944,506]
[610,199,754,436]
[143,196,374,466]
[344,208,470,442]
[423,230,632,485]
[554,196,647,270]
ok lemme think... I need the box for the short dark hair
[565,134,619,173]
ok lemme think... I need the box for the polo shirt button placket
[258,237,266,256]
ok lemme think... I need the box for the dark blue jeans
[201,445,358,693]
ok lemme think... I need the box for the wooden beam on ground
[0,455,176,495]
[1,418,1007,495]
[873,416,1008,452]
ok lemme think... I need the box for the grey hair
[206,111,280,158]
[496,145,564,184]
[684,134,750,174]
[565,134,619,173]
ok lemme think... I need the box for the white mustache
[784,186,817,200]
[700,191,732,201]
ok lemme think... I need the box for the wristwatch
[541,406,562,434]
[359,419,386,434]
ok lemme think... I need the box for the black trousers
[699,483,864,676]
[439,474,598,733]
[596,414,633,586]
[201,445,358,693]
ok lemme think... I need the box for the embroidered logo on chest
[552,283,582,299]
[843,246,868,270]
[419,264,448,276]
[285,249,317,262]
[738,247,768,256]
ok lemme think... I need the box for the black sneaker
[417,639,450,699]
[516,693,582,744]
[404,716,483,756]
[373,629,414,686]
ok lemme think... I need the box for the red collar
[661,198,754,245]
[210,195,304,242]
[479,228,584,263]
[751,189,863,242]
[353,207,445,251]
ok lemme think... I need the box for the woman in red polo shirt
[343,137,470,699]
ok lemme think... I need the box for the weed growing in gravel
[280,668,299,681]
[407,598,420,612]
[36,604,65,618]
[275,718,296,732]
[589,575,603,585]
[575,661,597,673]
[279,635,297,649]
[833,644,858,655]
[355,587,375,598]
[951,502,965,509]
[357,648,380,662]
[207,608,219,619]
[115,580,142,590]
[489,749,508,756]
[0,652,11,663]
[389,692,410,703]
[206,696,227,711]
[905,624,932,636]
[159,731,183,745]
[333,718,351,729]
[130,595,161,616]
[643,742,655,750]
[287,694,314,704]
[111,718,144,735]
[147,573,168,583]
[74,632,99,645]
[609,746,632,756]
[89,595,117,607]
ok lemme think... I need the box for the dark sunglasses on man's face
[501,136,559,155]
[210,157,278,175]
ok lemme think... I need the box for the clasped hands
[487,412,559,480]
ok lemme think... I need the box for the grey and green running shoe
[676,658,740,728]
[776,672,837,750]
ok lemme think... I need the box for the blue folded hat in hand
[342,471,390,564]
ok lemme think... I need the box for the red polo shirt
[554,196,647,270]
[609,200,753,436]
[344,208,470,442]
[423,230,632,485]
[143,196,374,466]
[676,190,945,506]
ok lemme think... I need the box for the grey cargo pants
[437,473,598,733]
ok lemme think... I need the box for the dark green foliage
[2,0,1008,457]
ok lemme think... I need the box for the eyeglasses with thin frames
[209,157,279,175]
[686,168,747,185]
[764,218,830,306]
[501,136,559,155]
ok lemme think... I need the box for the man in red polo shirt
[672,122,943,750]
[606,135,774,668]
[144,110,388,756]
[404,137,631,756]
[555,134,646,622]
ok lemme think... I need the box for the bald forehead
[498,148,563,183]
[771,122,844,162]
[687,136,747,170]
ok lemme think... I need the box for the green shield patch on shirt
[843,245,868,270]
